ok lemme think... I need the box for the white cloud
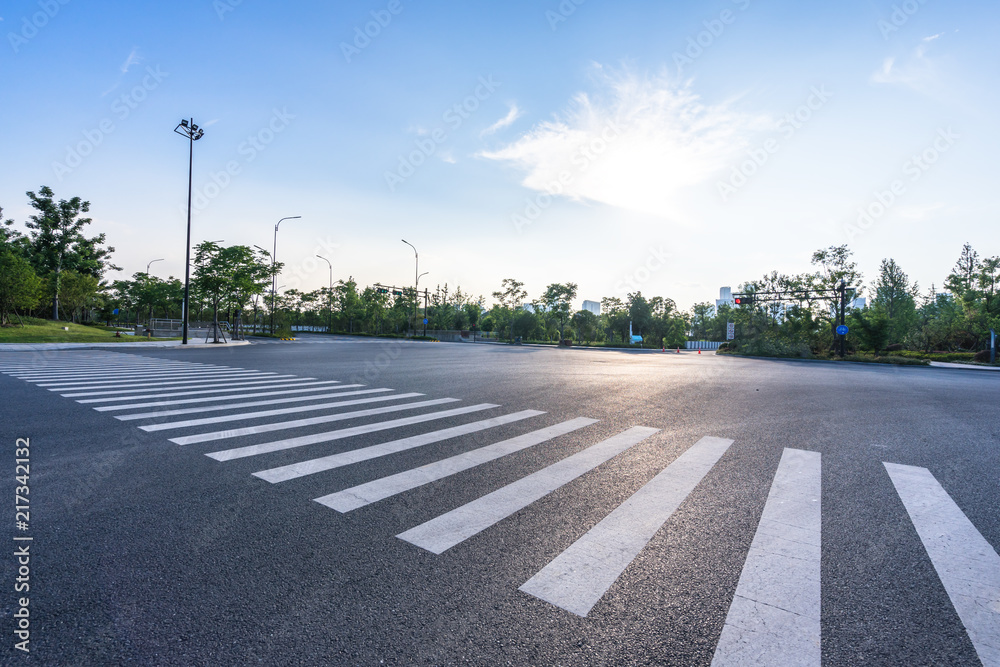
[479,67,768,221]
[871,32,956,94]
[481,103,523,136]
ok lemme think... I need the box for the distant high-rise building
[582,300,600,315]
[715,286,734,313]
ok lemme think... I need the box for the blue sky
[2,0,998,309]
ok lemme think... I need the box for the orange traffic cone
[698,349,701,355]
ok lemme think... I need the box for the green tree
[23,186,119,319]
[571,309,599,344]
[871,258,918,344]
[541,282,578,341]
[491,278,528,340]
[944,243,980,298]
[58,270,100,322]
[0,252,42,326]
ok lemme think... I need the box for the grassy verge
[0,319,178,343]
[717,349,930,366]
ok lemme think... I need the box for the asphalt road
[1,335,998,666]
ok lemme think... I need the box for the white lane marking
[92,381,351,411]
[397,426,661,555]
[256,409,546,484]
[11,365,210,379]
[520,436,734,618]
[34,368,263,385]
[8,362,220,375]
[204,404,499,461]
[884,462,1000,667]
[63,375,300,398]
[113,387,381,420]
[138,393,424,431]
[39,371,274,390]
[314,416,595,511]
[6,361,216,373]
[23,364,237,378]
[171,397,461,446]
[76,378,319,404]
[711,448,822,666]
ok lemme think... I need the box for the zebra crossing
[2,351,998,666]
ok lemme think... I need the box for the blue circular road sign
[836,325,849,336]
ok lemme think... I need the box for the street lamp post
[145,258,164,327]
[271,216,301,334]
[402,239,419,336]
[316,254,332,334]
[174,118,205,345]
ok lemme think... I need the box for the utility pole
[838,280,847,358]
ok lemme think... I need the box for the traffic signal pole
[838,280,847,359]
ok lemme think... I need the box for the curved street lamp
[402,239,419,336]
[271,216,301,334]
[145,258,164,326]
[174,118,205,345]
[316,254,332,333]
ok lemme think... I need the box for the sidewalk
[0,338,251,352]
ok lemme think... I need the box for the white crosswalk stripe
[114,386,384,420]
[885,463,1000,667]
[258,410,550,484]
[203,403,500,460]
[138,392,426,432]
[314,417,597,511]
[75,377,310,402]
[61,374,293,397]
[93,381,351,411]
[40,371,279,391]
[397,426,660,555]
[172,397,463,446]
[712,448,822,666]
[521,435,734,618]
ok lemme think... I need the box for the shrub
[974,350,993,363]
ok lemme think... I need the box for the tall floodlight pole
[145,258,164,326]
[402,240,418,336]
[174,119,205,345]
[316,254,332,333]
[271,216,301,334]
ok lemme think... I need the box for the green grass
[0,319,178,343]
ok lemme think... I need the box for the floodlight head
[180,119,189,128]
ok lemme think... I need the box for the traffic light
[377,288,388,294]
[393,290,403,296]
[734,294,755,306]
